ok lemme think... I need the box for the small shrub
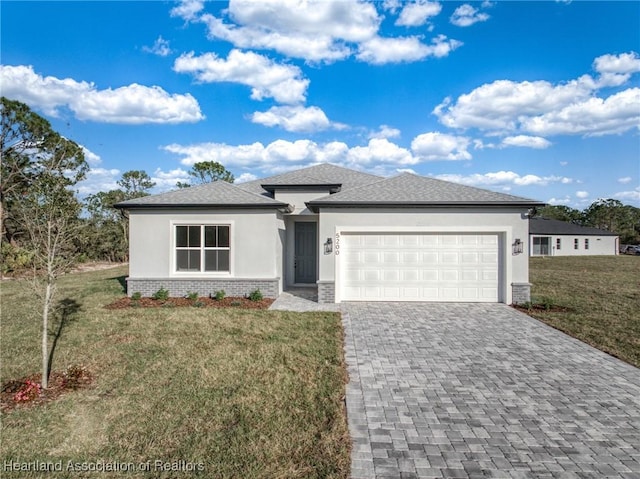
[131,292,142,301]
[213,290,226,301]
[152,287,170,301]
[186,291,199,301]
[13,380,42,403]
[248,289,263,301]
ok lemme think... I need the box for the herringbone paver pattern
[342,303,640,479]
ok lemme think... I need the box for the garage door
[340,233,500,302]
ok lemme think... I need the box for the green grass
[528,255,640,367]
[1,266,350,478]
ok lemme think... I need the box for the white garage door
[340,233,500,302]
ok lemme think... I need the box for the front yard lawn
[1,266,350,478]
[528,255,640,368]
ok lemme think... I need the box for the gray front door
[294,222,317,284]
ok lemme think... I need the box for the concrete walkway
[342,303,640,479]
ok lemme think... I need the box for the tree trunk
[41,279,51,389]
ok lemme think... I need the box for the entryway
[294,222,317,284]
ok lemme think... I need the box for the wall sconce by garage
[324,237,333,254]
[513,238,523,255]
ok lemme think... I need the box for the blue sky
[2,0,639,207]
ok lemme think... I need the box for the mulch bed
[1,367,93,412]
[105,296,274,310]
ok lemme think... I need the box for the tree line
[535,202,640,244]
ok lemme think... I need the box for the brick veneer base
[126,277,280,299]
[511,282,532,305]
[317,281,335,304]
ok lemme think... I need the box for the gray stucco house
[529,217,619,256]
[115,163,543,304]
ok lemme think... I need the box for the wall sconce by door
[513,238,523,255]
[324,237,333,254]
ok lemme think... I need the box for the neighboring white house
[529,217,619,257]
[116,164,544,304]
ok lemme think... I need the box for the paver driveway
[342,303,640,479]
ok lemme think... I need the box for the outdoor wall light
[324,237,333,254]
[513,238,523,255]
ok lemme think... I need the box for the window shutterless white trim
[170,222,233,277]
[585,238,589,250]
[556,238,561,250]
[574,238,579,249]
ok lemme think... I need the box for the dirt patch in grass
[105,296,274,310]
[513,303,573,313]
[1,367,93,413]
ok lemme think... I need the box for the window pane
[176,226,188,247]
[177,250,189,270]
[189,250,201,270]
[204,250,230,272]
[188,226,201,247]
[205,226,217,247]
[205,250,217,271]
[218,250,230,271]
[218,226,230,248]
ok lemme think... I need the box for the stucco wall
[128,209,283,282]
[275,190,332,214]
[529,235,618,256]
[317,207,531,304]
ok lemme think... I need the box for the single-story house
[529,217,619,256]
[115,163,544,304]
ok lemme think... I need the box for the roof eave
[114,202,291,211]
[261,183,342,194]
[306,200,545,213]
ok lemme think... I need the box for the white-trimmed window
[556,238,561,250]
[585,238,589,250]
[574,238,579,250]
[175,225,230,272]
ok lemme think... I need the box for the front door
[294,222,317,284]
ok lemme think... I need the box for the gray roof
[114,179,288,209]
[307,173,543,209]
[237,163,381,196]
[530,217,618,236]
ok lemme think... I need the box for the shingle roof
[307,173,543,209]
[530,217,618,236]
[237,163,381,196]
[114,179,289,209]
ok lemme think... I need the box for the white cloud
[170,0,204,21]
[434,53,640,138]
[548,196,572,205]
[143,36,173,57]
[396,1,442,27]
[593,51,640,87]
[151,167,190,189]
[173,50,309,104]
[500,135,552,149]
[576,190,589,199]
[348,138,415,165]
[0,65,204,124]
[614,186,640,202]
[560,161,568,166]
[251,105,345,132]
[77,167,120,196]
[81,146,102,166]
[382,0,401,13]
[436,170,573,187]
[411,132,471,161]
[369,125,401,140]
[522,88,640,137]
[235,172,258,183]
[200,0,380,63]
[618,176,633,184]
[357,34,461,64]
[450,4,490,27]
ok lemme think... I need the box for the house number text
[335,233,340,255]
